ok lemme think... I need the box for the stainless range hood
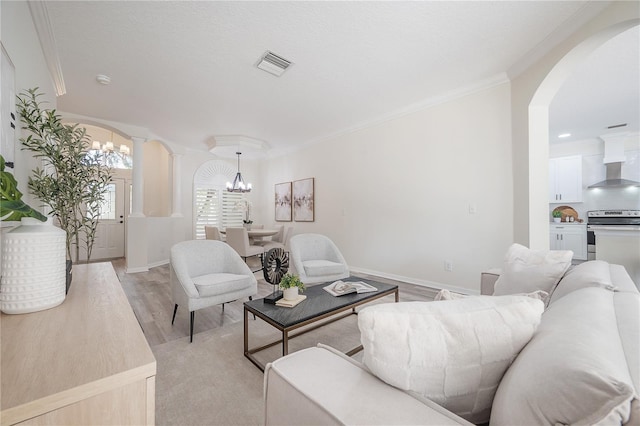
[588,134,640,189]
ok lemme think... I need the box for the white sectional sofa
[263,259,639,425]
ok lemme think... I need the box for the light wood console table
[1,262,156,425]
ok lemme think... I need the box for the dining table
[243,229,280,238]
[220,228,280,243]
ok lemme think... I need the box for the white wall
[262,83,513,293]
[143,140,171,216]
[1,1,57,206]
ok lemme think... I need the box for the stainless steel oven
[587,210,640,260]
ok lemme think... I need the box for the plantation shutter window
[194,188,243,239]
[193,159,248,239]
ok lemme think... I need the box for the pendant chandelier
[92,140,130,155]
[226,152,252,193]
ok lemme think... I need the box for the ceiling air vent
[256,51,292,77]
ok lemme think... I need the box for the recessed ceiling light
[96,74,111,85]
[558,133,571,138]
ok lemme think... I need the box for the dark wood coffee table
[244,278,399,371]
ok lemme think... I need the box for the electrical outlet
[444,260,453,272]
[469,203,477,214]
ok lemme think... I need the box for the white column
[130,136,146,218]
[170,153,183,217]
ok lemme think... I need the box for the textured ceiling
[43,1,626,156]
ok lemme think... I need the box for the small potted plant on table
[552,210,562,223]
[279,273,305,301]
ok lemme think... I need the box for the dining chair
[289,233,349,284]
[282,226,293,249]
[204,226,223,241]
[170,240,257,342]
[225,227,265,266]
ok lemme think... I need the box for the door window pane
[98,183,117,220]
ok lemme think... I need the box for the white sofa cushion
[192,273,255,297]
[302,259,346,277]
[548,260,616,305]
[435,289,548,302]
[492,243,572,303]
[358,296,543,424]
[491,287,637,425]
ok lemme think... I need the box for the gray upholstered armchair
[289,233,349,284]
[170,239,257,342]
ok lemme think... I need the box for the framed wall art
[293,177,314,222]
[274,181,292,222]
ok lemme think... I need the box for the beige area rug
[152,311,363,426]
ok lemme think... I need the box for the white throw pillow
[358,296,544,424]
[492,243,572,303]
[433,289,466,301]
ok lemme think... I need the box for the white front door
[92,179,126,260]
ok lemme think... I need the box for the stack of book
[275,294,307,308]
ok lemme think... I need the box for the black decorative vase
[66,259,72,295]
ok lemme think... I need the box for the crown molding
[28,1,66,96]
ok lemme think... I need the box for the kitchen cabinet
[549,155,582,203]
[550,224,587,260]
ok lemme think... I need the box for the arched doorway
[527,19,639,249]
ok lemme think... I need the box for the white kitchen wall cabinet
[549,224,587,260]
[549,155,583,203]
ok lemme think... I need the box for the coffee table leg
[244,307,248,355]
[282,330,288,356]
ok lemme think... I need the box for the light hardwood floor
[111,258,438,347]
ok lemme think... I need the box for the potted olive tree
[16,88,113,267]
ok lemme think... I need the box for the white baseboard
[126,266,149,274]
[126,259,169,274]
[348,266,480,296]
[148,259,169,269]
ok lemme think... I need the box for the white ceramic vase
[1,218,67,314]
[282,287,298,301]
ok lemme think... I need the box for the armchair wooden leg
[190,311,195,343]
[171,304,178,325]
[222,303,225,312]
